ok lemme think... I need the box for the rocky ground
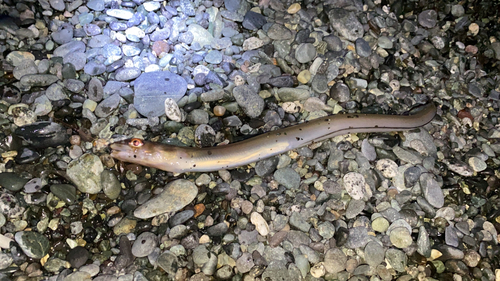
[0,0,499,280]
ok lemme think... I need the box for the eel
[110,103,437,173]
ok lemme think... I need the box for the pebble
[295,43,316,63]
[390,227,413,248]
[134,179,198,219]
[20,74,59,87]
[297,70,311,84]
[328,9,364,41]
[131,232,157,257]
[50,184,77,204]
[355,38,371,57]
[232,85,264,118]
[134,71,188,117]
[15,231,50,259]
[106,9,134,20]
[267,23,293,40]
[277,87,310,101]
[329,82,350,102]
[418,10,438,28]
[385,249,407,272]
[324,248,346,273]
[67,246,89,268]
[274,168,300,189]
[242,11,267,31]
[66,153,104,194]
[420,173,444,208]
[343,172,372,201]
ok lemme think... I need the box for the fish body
[110,103,437,173]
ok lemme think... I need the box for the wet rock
[15,122,69,148]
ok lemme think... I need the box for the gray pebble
[345,199,365,219]
[277,87,310,101]
[134,71,187,117]
[115,67,141,81]
[63,52,86,71]
[100,170,121,200]
[329,82,350,102]
[324,248,346,274]
[417,225,431,257]
[186,109,209,124]
[267,23,293,40]
[134,179,198,219]
[274,168,300,189]
[355,38,371,57]
[385,248,407,272]
[364,241,384,266]
[66,153,104,194]
[95,93,121,118]
[53,41,86,58]
[20,74,59,87]
[232,85,264,118]
[64,79,84,93]
[418,10,437,28]
[13,60,38,80]
[156,251,178,276]
[289,212,310,232]
[52,27,73,44]
[204,50,223,64]
[295,43,316,63]
[132,232,157,257]
[328,9,364,41]
[87,0,104,11]
[420,173,444,208]
[49,0,65,11]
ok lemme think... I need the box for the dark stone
[242,11,267,30]
[67,246,89,268]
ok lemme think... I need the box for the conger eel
[110,103,437,173]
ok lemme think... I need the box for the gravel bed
[0,0,499,280]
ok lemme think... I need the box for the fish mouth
[109,141,132,160]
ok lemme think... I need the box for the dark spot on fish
[328,127,330,130]
[193,164,196,167]
[324,119,330,122]
[133,155,137,158]
[299,128,302,131]
[296,137,302,141]
[207,150,212,155]
[180,157,182,159]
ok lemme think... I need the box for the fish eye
[129,138,144,148]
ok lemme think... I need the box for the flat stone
[106,9,134,20]
[134,179,198,219]
[420,173,444,208]
[20,74,59,87]
[134,71,188,117]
